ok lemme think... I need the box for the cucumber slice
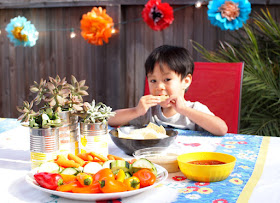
[110,160,131,173]
[131,158,157,176]
[60,167,79,175]
[37,162,60,173]
[103,160,114,169]
[75,166,84,173]
[83,162,103,174]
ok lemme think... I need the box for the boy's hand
[136,95,161,116]
[166,95,187,114]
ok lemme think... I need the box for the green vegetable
[110,160,131,173]
[131,158,157,176]
[60,167,79,175]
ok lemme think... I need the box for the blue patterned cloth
[171,130,262,203]
[0,118,22,133]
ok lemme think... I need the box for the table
[1,118,280,203]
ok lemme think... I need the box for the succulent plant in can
[17,75,89,128]
[77,100,116,124]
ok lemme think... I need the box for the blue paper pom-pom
[5,16,39,47]
[207,0,251,31]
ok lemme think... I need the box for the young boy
[108,45,228,136]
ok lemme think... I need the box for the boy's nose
[156,82,165,90]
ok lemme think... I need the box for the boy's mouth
[158,95,169,102]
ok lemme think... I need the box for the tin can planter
[79,122,109,157]
[30,127,59,169]
[58,111,79,156]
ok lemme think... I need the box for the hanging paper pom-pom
[142,0,174,31]
[5,16,38,47]
[207,0,251,31]
[80,7,114,46]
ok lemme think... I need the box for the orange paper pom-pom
[80,7,114,45]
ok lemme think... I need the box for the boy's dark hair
[145,45,194,79]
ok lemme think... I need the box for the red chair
[144,62,244,134]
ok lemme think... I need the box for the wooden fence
[0,0,279,118]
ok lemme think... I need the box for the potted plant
[29,75,89,155]
[76,100,115,156]
[17,75,88,168]
[17,101,63,169]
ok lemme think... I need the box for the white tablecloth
[1,121,280,203]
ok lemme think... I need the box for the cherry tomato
[99,178,128,193]
[133,169,156,188]
[93,168,115,182]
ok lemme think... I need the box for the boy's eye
[150,79,156,83]
[164,78,171,82]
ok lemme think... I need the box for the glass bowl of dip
[133,147,183,173]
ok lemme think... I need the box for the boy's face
[147,63,192,107]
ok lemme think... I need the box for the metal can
[29,127,59,169]
[58,111,79,156]
[79,122,108,157]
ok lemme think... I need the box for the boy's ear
[183,74,192,89]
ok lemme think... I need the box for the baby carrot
[107,155,115,160]
[77,153,94,161]
[56,155,80,168]
[90,151,108,162]
[108,154,124,161]
[91,157,102,162]
[128,158,137,164]
[68,153,86,166]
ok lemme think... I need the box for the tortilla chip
[146,122,166,134]
[159,95,169,102]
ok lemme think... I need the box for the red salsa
[188,160,226,165]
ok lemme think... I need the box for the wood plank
[105,5,122,110]
[125,5,136,107]
[0,9,8,116]
[183,6,194,56]
[192,4,204,61]
[134,6,146,106]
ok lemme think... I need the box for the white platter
[25,164,168,201]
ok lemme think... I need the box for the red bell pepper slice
[34,172,63,190]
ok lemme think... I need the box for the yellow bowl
[177,152,236,182]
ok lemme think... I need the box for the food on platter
[31,152,163,194]
[159,95,169,102]
[117,122,168,139]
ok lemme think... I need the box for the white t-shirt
[129,101,214,131]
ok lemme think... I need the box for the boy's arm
[167,96,228,136]
[108,107,140,127]
[180,107,228,136]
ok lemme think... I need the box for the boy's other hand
[166,95,187,114]
[136,95,161,116]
